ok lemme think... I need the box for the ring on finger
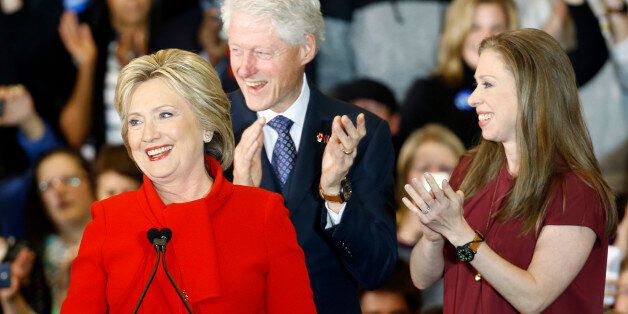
[424,206,431,214]
[341,146,353,155]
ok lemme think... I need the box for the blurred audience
[92,144,142,201]
[395,125,465,257]
[0,236,51,314]
[197,0,238,93]
[29,149,94,314]
[329,78,401,149]
[399,0,609,149]
[394,124,464,311]
[0,85,62,239]
[360,262,423,314]
[317,0,448,100]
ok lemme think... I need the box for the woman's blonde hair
[460,29,617,236]
[114,48,235,170]
[434,0,518,86]
[396,124,465,222]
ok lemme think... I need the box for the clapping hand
[319,114,366,201]
[233,117,265,187]
[402,173,474,246]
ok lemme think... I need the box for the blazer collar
[282,87,333,210]
[136,156,232,303]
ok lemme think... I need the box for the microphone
[133,228,194,314]
[134,228,164,314]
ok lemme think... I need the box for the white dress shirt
[256,75,345,228]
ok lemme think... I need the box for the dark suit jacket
[230,86,397,314]
[63,157,316,313]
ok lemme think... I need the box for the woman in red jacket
[62,48,316,313]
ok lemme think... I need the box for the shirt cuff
[324,202,346,229]
[16,123,62,162]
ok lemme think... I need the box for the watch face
[340,179,352,202]
[456,245,474,262]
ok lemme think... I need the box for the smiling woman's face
[125,78,207,184]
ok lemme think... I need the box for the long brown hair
[460,29,617,236]
[434,0,518,86]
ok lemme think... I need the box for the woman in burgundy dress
[404,28,617,313]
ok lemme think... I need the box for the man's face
[227,12,315,113]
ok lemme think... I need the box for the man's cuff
[324,202,346,229]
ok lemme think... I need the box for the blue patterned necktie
[267,115,297,187]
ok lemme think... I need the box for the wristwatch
[456,231,484,262]
[319,178,352,203]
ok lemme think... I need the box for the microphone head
[147,228,160,244]
[160,228,172,243]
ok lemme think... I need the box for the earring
[203,131,213,143]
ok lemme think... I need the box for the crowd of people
[0,0,627,313]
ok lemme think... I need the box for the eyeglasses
[38,175,83,192]
[229,45,288,61]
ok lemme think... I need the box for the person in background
[0,236,51,314]
[58,0,204,151]
[92,144,142,201]
[359,262,422,314]
[394,124,464,312]
[406,29,616,313]
[316,0,449,101]
[400,0,609,148]
[396,124,465,258]
[0,85,62,240]
[223,0,397,312]
[197,0,239,93]
[63,48,315,312]
[30,149,94,314]
[329,78,401,149]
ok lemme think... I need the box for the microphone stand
[134,228,194,314]
[160,243,194,314]
[133,236,163,314]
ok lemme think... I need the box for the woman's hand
[59,11,97,68]
[402,173,475,246]
[0,246,36,313]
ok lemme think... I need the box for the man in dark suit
[221,0,397,313]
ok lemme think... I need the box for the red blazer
[62,157,316,313]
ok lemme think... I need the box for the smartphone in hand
[0,263,10,288]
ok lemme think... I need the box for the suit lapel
[283,88,332,212]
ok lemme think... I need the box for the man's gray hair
[221,0,325,48]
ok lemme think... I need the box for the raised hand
[0,85,45,140]
[59,11,97,68]
[320,114,366,198]
[0,245,36,313]
[116,28,148,67]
